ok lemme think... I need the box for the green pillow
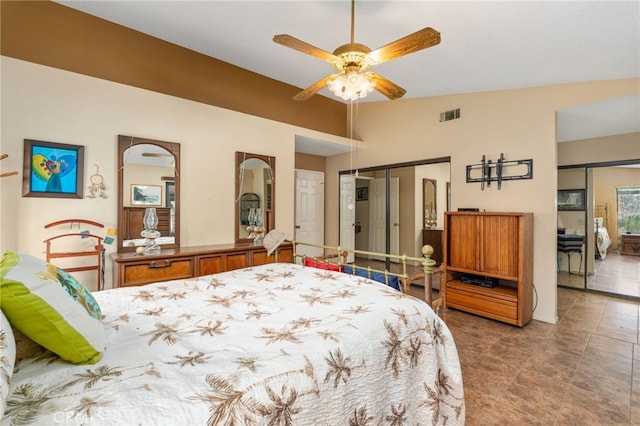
[0,252,104,364]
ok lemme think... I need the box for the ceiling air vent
[440,108,461,122]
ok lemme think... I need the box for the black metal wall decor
[466,154,533,190]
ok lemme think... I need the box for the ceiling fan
[273,0,440,101]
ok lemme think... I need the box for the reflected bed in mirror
[235,152,275,243]
[117,135,180,252]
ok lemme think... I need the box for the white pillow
[0,310,16,419]
[0,252,105,364]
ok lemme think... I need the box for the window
[617,187,640,234]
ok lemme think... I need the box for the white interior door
[369,177,399,261]
[339,175,356,263]
[295,170,324,261]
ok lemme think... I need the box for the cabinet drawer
[198,255,224,276]
[446,280,517,321]
[226,252,249,271]
[122,257,194,287]
[277,247,294,263]
[252,247,294,266]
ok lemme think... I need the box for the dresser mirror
[423,178,437,228]
[235,151,275,243]
[117,135,180,252]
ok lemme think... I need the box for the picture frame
[23,139,85,198]
[356,187,368,201]
[131,184,162,206]
[558,189,585,211]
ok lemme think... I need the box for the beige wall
[0,57,352,290]
[325,78,639,324]
[2,54,638,323]
[295,153,326,172]
[0,0,347,138]
[557,132,639,167]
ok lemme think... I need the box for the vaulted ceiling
[57,1,639,144]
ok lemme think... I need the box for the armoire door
[480,215,519,279]
[446,214,480,271]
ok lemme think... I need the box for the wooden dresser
[621,234,640,256]
[443,211,533,327]
[111,242,293,287]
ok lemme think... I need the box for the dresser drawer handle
[148,260,171,269]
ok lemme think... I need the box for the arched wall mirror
[423,178,437,228]
[117,135,180,252]
[235,151,275,243]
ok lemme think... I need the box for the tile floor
[588,253,640,298]
[358,255,639,423]
[406,285,640,425]
[558,252,640,299]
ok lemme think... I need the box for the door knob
[295,225,301,229]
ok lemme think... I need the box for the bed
[595,204,612,260]
[0,247,465,425]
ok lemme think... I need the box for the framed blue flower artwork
[23,139,84,198]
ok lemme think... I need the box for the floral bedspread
[4,263,464,425]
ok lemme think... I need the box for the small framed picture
[558,189,585,211]
[22,139,84,198]
[131,184,162,206]
[356,187,368,201]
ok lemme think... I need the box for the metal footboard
[290,240,443,313]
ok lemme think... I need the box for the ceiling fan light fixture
[327,71,375,101]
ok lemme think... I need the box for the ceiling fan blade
[367,73,406,100]
[273,34,338,63]
[293,75,337,101]
[367,27,440,64]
